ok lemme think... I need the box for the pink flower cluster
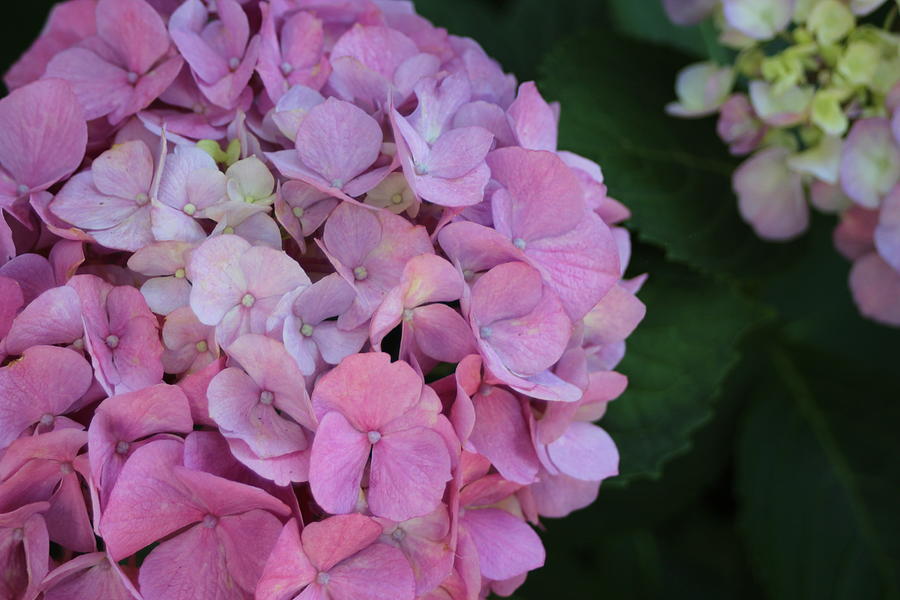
[0,0,645,598]
[664,0,900,326]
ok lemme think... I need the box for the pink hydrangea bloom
[0,1,644,596]
[310,353,453,521]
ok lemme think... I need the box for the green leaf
[606,0,711,58]
[608,248,768,481]
[737,346,900,600]
[538,30,800,280]
[414,0,609,81]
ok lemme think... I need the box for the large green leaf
[737,346,900,600]
[414,0,609,81]
[538,30,801,280]
[607,248,767,481]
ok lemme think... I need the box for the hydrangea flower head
[666,0,900,325]
[0,1,645,597]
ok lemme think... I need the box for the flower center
[11,528,24,542]
[39,413,54,426]
[462,269,474,281]
[59,462,74,475]
[259,390,274,405]
[106,334,120,348]
[513,237,527,250]
[330,178,343,189]
[223,226,235,234]
[353,266,368,281]
[367,430,382,444]
[478,383,493,396]
[228,56,240,71]
[390,193,404,205]
[135,192,149,206]
[241,293,255,307]
[402,308,415,321]
[16,184,29,196]
[292,206,305,218]
[479,326,492,339]
[202,514,218,528]
[126,71,138,84]
[414,162,428,175]
[115,440,130,455]
[300,323,314,337]
[72,337,84,350]
[391,527,406,541]
[195,340,208,353]
[174,268,186,279]
[280,61,293,75]
[183,203,197,216]
[316,572,330,585]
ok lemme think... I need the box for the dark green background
[6,2,899,598]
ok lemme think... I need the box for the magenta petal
[368,427,451,521]
[301,513,383,571]
[469,388,539,484]
[309,411,370,515]
[327,543,416,600]
[96,0,169,75]
[45,47,132,121]
[40,552,135,600]
[294,98,383,189]
[506,82,557,152]
[99,439,200,560]
[411,304,477,364]
[0,79,86,191]
[137,523,233,600]
[546,422,618,481]
[0,345,93,449]
[0,276,22,339]
[311,353,421,430]
[461,508,544,581]
[256,519,317,600]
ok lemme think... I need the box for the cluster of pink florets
[0,0,645,598]
[664,0,900,325]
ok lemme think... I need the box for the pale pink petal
[0,79,87,190]
[469,387,539,484]
[461,508,544,581]
[308,411,371,515]
[327,543,416,600]
[368,427,451,521]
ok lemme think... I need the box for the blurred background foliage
[4,1,899,598]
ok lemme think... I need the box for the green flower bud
[837,41,880,87]
[807,0,855,45]
[811,89,850,135]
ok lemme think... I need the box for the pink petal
[410,304,477,364]
[0,79,87,190]
[256,519,317,600]
[529,471,601,518]
[327,543,416,600]
[0,345,93,449]
[44,47,132,121]
[311,353,421,430]
[40,552,136,600]
[735,147,808,240]
[302,513,382,571]
[97,0,170,74]
[137,523,236,600]
[369,427,451,521]
[506,81,557,151]
[461,508,544,581]
[546,422,618,481]
[849,253,900,326]
[99,439,201,560]
[469,387,539,484]
[188,235,252,325]
[308,411,370,515]
[294,98,383,189]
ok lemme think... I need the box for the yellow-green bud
[837,41,880,87]
[811,89,849,136]
[807,0,855,45]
